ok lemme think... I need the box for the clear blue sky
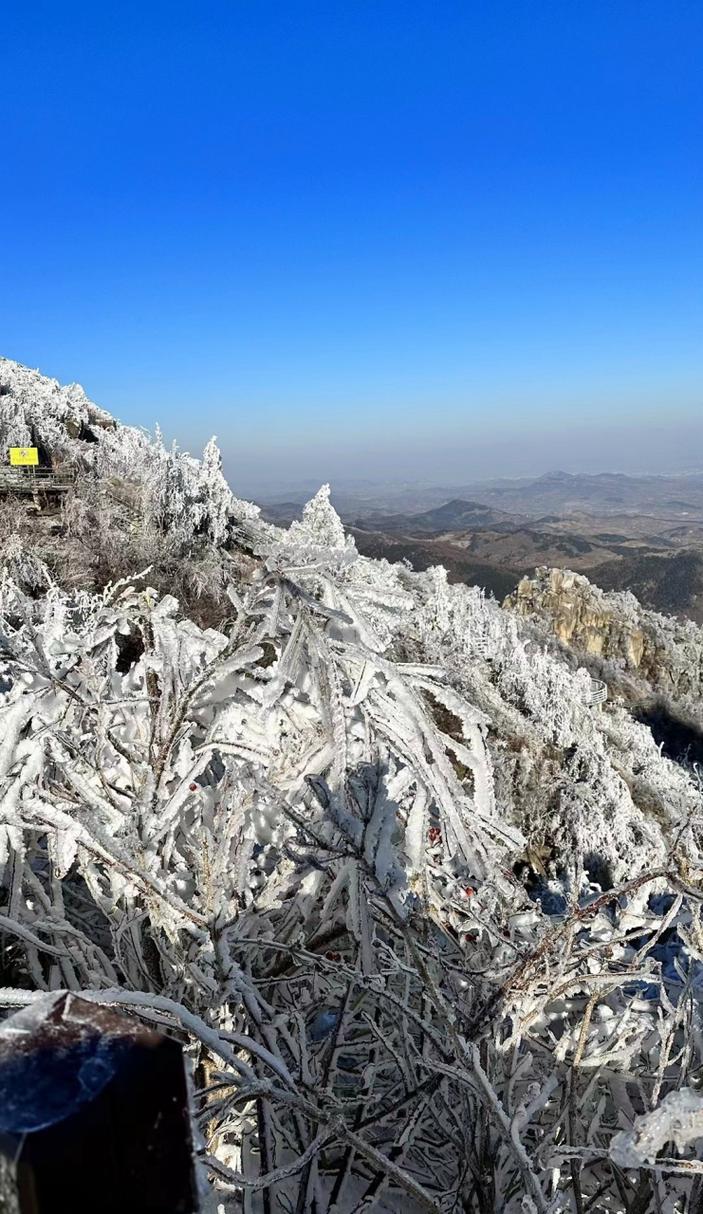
[2,1,702,491]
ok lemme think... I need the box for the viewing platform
[580,677,608,707]
[0,467,76,495]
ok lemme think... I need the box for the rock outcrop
[506,565,703,726]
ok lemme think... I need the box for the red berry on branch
[189,783,198,792]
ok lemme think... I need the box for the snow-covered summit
[0,357,260,544]
[0,357,117,450]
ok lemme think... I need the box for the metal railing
[580,677,608,707]
[0,467,76,493]
[472,634,493,659]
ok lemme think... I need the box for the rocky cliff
[506,565,703,740]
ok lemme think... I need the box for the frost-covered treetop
[0,356,117,452]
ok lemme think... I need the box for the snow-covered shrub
[0,510,702,1211]
[0,542,527,1210]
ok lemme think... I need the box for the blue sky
[1,2,702,491]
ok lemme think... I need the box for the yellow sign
[9,447,39,467]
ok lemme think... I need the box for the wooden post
[0,994,199,1213]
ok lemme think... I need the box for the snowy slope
[0,360,702,1211]
[0,356,260,544]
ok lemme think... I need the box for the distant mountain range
[258,469,703,525]
[457,469,703,518]
[354,498,522,533]
[256,472,703,621]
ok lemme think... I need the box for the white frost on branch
[0,358,703,1210]
[611,1088,703,1167]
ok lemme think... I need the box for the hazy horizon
[5,350,702,497]
[224,414,703,499]
[220,403,703,496]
